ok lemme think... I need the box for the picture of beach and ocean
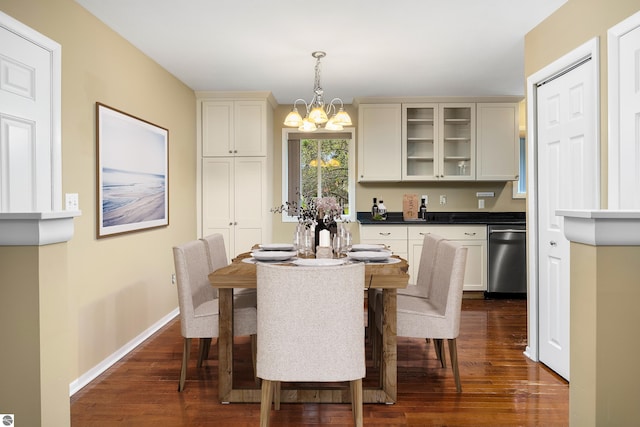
[97,104,168,237]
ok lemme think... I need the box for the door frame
[524,37,600,362]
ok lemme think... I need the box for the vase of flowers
[272,195,345,253]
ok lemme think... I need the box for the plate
[351,244,386,251]
[251,250,297,261]
[293,258,346,267]
[259,243,295,251]
[346,250,392,262]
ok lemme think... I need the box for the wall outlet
[422,195,429,205]
[171,273,176,285]
[439,195,447,205]
[65,193,79,210]
[478,199,485,209]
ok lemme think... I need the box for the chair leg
[251,334,258,384]
[178,337,191,392]
[197,338,210,368]
[350,379,363,427]
[260,379,273,427]
[448,338,462,393]
[434,339,446,368]
[274,381,281,410]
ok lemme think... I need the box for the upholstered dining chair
[394,240,468,392]
[172,239,257,391]
[256,262,366,427]
[199,233,258,373]
[372,233,445,366]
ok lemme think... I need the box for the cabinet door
[357,104,402,181]
[439,103,475,180]
[402,104,439,180]
[202,157,234,259]
[233,157,266,255]
[452,239,486,291]
[234,100,267,156]
[476,103,519,180]
[202,101,234,156]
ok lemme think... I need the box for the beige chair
[256,262,366,427]
[372,233,445,366]
[172,239,257,391]
[377,239,467,392]
[199,233,258,374]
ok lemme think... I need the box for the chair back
[256,262,366,383]
[414,233,446,295]
[172,239,218,337]
[428,240,468,335]
[200,233,230,298]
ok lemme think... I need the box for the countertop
[357,211,526,225]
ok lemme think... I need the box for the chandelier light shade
[283,51,352,131]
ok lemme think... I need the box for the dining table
[208,249,409,404]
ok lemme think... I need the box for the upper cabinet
[402,103,475,181]
[358,98,519,182]
[357,104,402,181]
[476,103,519,180]
[201,99,270,157]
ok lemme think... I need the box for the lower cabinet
[408,225,487,291]
[359,225,408,261]
[202,157,267,260]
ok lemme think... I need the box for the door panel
[536,59,597,380]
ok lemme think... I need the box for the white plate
[351,243,386,251]
[251,250,297,261]
[346,250,392,262]
[259,243,295,251]
[293,258,346,267]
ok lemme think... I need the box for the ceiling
[74,0,566,105]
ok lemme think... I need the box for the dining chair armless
[172,239,257,391]
[256,262,366,427]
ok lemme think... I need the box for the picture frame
[96,103,169,238]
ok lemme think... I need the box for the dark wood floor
[70,299,568,426]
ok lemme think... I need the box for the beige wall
[0,0,197,390]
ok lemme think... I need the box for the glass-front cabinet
[402,103,475,180]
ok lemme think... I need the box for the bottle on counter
[378,200,387,220]
[419,197,427,220]
[371,197,379,219]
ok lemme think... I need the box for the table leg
[218,288,234,402]
[380,288,397,403]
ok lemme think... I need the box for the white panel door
[536,60,597,380]
[617,21,640,208]
[0,23,52,211]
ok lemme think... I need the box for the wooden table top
[208,251,409,290]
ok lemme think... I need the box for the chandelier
[283,51,352,131]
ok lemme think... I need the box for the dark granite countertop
[357,211,526,225]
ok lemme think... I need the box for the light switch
[65,193,79,211]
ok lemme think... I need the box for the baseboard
[69,307,179,396]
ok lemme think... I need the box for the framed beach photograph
[96,103,169,238]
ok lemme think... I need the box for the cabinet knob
[234,150,238,153]
[229,222,233,226]
[228,150,232,154]
[234,222,238,226]
[550,241,557,247]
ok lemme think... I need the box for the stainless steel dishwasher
[485,224,527,298]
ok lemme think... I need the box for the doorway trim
[524,37,600,362]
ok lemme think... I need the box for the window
[281,129,355,222]
[513,137,526,198]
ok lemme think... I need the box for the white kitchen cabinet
[201,99,270,157]
[407,225,487,291]
[357,104,402,181]
[402,103,475,180]
[358,225,408,260]
[197,92,274,259]
[202,157,267,260]
[476,103,519,180]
